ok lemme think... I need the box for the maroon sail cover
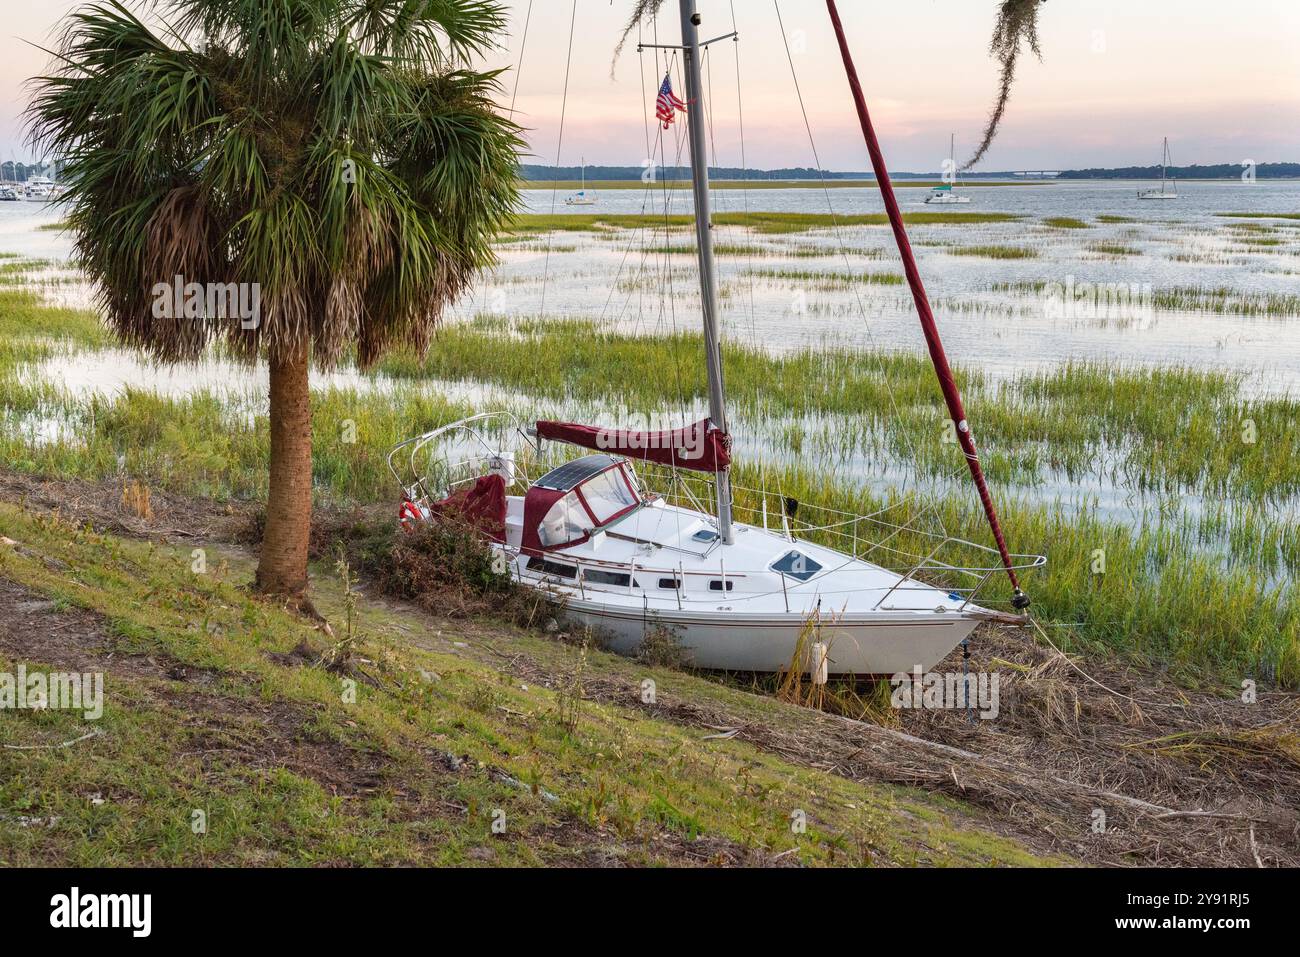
[536,419,731,472]
[429,473,508,542]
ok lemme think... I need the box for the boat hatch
[770,549,823,581]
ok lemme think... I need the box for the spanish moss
[963,0,1045,170]
[611,0,667,77]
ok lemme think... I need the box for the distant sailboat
[924,134,971,205]
[565,157,597,206]
[1138,137,1178,200]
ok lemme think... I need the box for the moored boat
[389,1,1044,676]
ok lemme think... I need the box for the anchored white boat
[564,158,597,206]
[389,1,1044,676]
[1138,137,1178,199]
[923,134,971,205]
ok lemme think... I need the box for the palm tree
[28,0,521,609]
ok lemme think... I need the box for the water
[6,185,1299,394]
[487,180,1300,393]
[3,184,1299,518]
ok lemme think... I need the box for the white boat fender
[810,642,829,685]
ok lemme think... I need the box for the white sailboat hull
[500,496,1004,676]
[1137,191,1177,199]
[923,193,970,205]
[557,598,979,674]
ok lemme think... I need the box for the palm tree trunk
[256,339,313,598]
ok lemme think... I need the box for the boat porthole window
[658,577,682,589]
[708,580,734,592]
[526,556,578,579]
[584,568,632,587]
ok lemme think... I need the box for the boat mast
[678,0,734,544]
[1161,137,1167,192]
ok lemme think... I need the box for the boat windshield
[578,466,639,524]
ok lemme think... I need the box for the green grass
[947,245,1039,259]
[0,503,1055,866]
[1215,212,1300,220]
[1087,242,1142,257]
[1041,217,1090,229]
[1151,286,1300,316]
[2,245,1297,699]
[991,280,1299,317]
[744,268,905,288]
[0,287,108,351]
[6,308,1297,687]
[1096,215,1136,224]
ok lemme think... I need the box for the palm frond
[28,0,521,371]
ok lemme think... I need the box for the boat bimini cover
[535,418,731,472]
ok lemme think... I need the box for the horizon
[1,1,1297,169]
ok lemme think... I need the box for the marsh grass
[1041,217,1090,229]
[744,268,905,288]
[1216,212,1300,221]
[1151,286,1300,316]
[3,284,1297,691]
[1086,242,1142,257]
[0,287,107,348]
[947,245,1039,259]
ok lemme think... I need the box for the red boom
[824,0,1027,605]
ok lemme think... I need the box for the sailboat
[923,133,971,205]
[389,0,1043,676]
[1137,137,1178,199]
[564,158,597,206]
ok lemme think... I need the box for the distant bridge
[1006,170,1062,179]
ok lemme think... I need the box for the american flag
[655,74,687,129]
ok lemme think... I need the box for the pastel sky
[2,1,1297,171]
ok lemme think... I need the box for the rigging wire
[772,0,952,542]
[537,0,580,319]
[728,0,759,343]
[506,0,535,118]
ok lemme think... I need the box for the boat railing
[654,470,1046,610]
[386,411,540,503]
[388,415,1044,611]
